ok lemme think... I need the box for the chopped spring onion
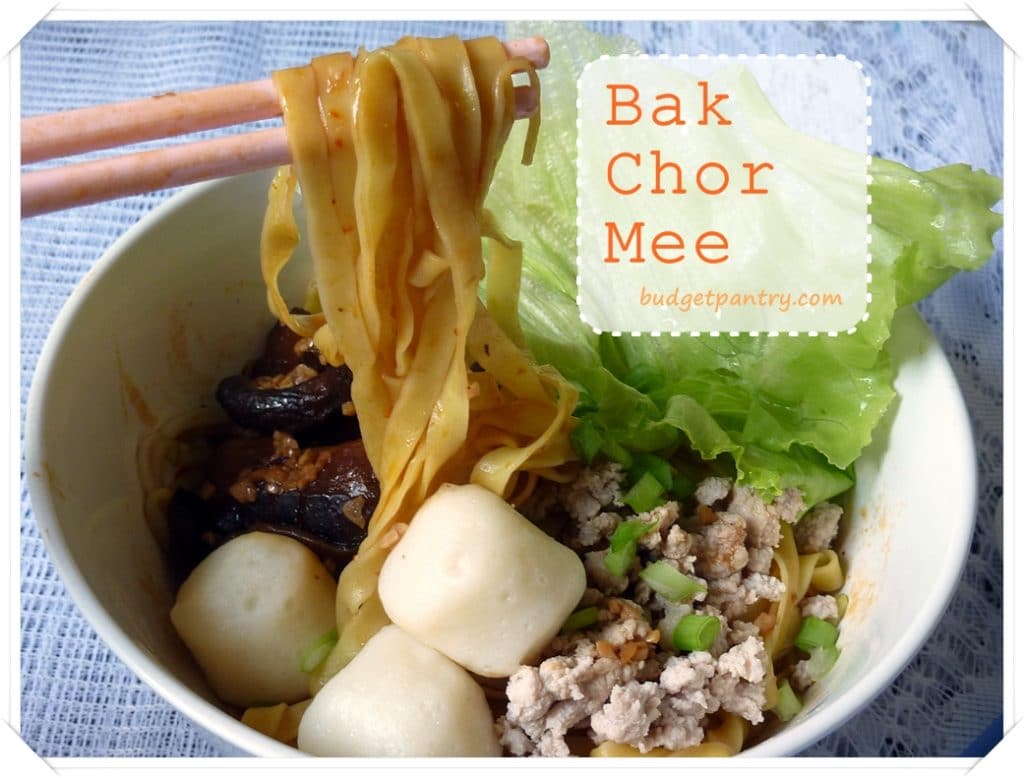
[672,614,721,652]
[623,471,665,513]
[561,606,600,633]
[794,616,840,653]
[298,627,338,674]
[628,453,674,491]
[639,560,707,603]
[604,517,658,577]
[773,679,803,722]
[804,644,841,683]
[571,420,603,465]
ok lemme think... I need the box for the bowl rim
[742,309,978,756]
[24,176,979,759]
[24,174,297,758]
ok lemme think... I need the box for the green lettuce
[488,22,1002,506]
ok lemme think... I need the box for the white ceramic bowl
[24,170,977,757]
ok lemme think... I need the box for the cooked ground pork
[695,476,731,507]
[800,594,840,623]
[587,650,726,753]
[638,502,682,551]
[745,546,774,575]
[772,487,806,523]
[794,502,843,554]
[694,512,749,579]
[704,570,786,620]
[499,654,634,756]
[498,471,843,756]
[717,636,768,683]
[743,573,787,605]
[790,658,816,692]
[727,487,781,548]
[661,525,693,563]
[709,637,770,725]
[561,463,625,527]
[727,620,761,645]
[589,681,662,747]
[575,511,620,548]
[583,550,630,595]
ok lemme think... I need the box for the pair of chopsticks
[21,37,549,219]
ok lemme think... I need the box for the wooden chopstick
[22,79,282,165]
[23,128,292,218]
[21,36,549,218]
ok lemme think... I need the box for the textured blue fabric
[19,20,1003,758]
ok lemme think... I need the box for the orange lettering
[650,150,686,195]
[696,231,729,263]
[696,163,729,195]
[651,230,686,263]
[607,152,641,195]
[741,161,773,194]
[698,81,732,125]
[607,84,642,125]
[652,92,685,126]
[605,221,645,263]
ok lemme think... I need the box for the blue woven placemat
[19,19,1003,758]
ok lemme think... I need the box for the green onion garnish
[298,627,338,673]
[561,606,599,633]
[773,679,803,722]
[623,471,665,513]
[639,561,707,602]
[794,616,840,653]
[628,453,674,491]
[604,517,658,577]
[804,644,841,683]
[571,421,603,465]
[671,614,721,652]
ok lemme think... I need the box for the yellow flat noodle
[265,35,577,676]
[261,166,324,339]
[704,713,748,754]
[241,698,312,746]
[398,36,483,189]
[767,540,842,668]
[508,471,539,506]
[468,305,548,402]
[310,588,390,697]
[811,549,845,593]
[763,656,779,710]
[766,522,801,659]
[481,209,527,347]
[776,550,820,652]
[797,552,821,599]
[836,592,850,620]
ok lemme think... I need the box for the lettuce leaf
[489,22,1002,504]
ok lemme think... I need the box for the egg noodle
[260,35,577,690]
[252,33,845,756]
